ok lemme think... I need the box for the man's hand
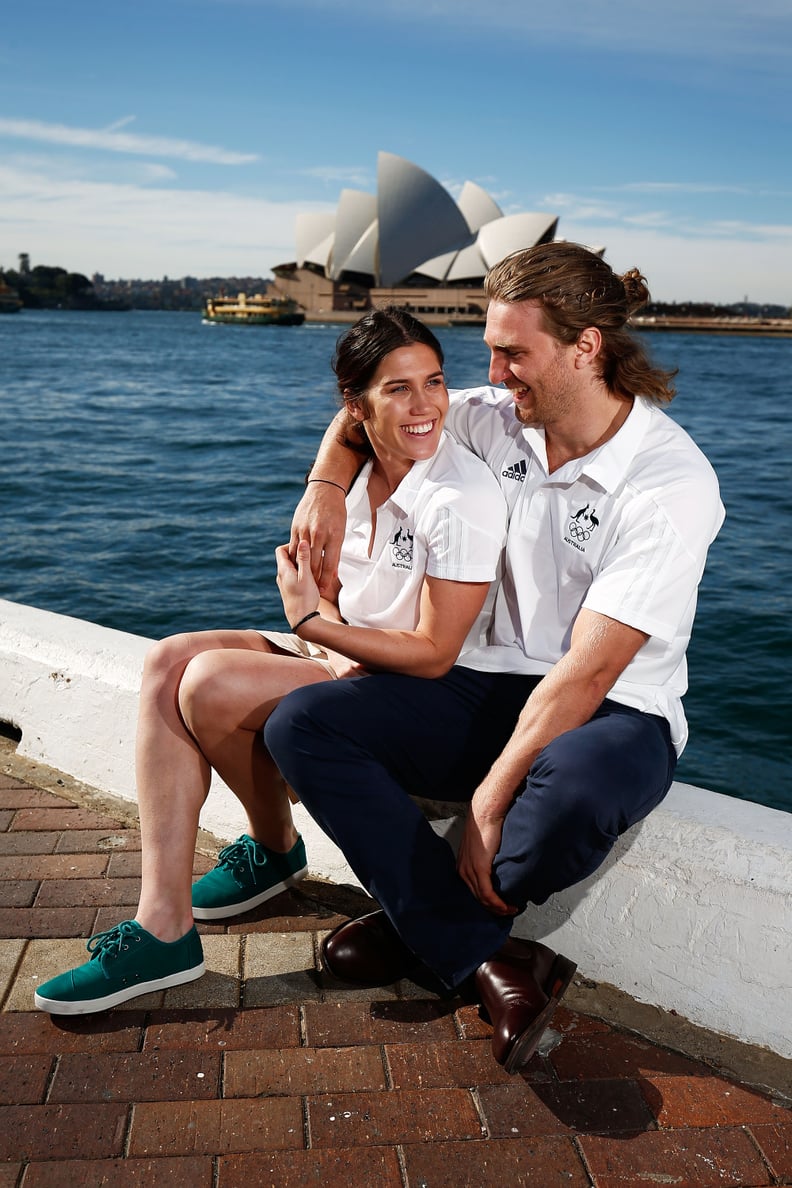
[288,482,347,595]
[457,801,518,917]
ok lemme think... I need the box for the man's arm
[456,609,650,914]
[289,411,359,594]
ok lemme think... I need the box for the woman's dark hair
[332,306,444,456]
[485,242,676,404]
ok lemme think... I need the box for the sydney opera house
[271,152,560,324]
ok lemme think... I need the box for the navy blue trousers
[264,665,676,988]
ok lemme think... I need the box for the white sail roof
[340,219,379,277]
[376,152,474,286]
[446,241,489,282]
[295,211,336,268]
[329,190,378,280]
[478,213,559,269]
[282,155,565,287]
[457,180,503,233]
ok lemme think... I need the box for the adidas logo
[502,458,527,482]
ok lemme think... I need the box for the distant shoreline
[630,316,792,338]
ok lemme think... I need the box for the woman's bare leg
[134,628,271,941]
[177,648,332,853]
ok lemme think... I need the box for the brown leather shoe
[474,937,577,1074]
[322,910,420,987]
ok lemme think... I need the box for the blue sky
[1,0,790,303]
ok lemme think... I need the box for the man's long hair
[485,243,676,404]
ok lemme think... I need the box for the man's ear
[575,326,602,368]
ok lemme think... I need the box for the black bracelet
[307,477,347,494]
[291,610,321,633]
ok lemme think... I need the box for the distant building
[272,152,561,324]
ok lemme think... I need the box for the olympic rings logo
[567,522,591,542]
[392,547,413,562]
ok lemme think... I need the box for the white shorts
[257,630,340,680]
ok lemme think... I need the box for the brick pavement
[1,759,790,1186]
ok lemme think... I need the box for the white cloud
[1,161,789,304]
[242,0,792,63]
[562,221,792,304]
[0,117,259,166]
[299,164,373,188]
[0,164,330,278]
[617,182,751,196]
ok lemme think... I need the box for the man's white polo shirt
[446,388,724,755]
[338,431,507,657]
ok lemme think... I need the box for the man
[264,243,724,1074]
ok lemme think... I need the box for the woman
[35,307,507,1014]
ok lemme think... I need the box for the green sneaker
[191,834,308,920]
[33,921,205,1015]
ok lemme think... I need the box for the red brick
[642,1073,788,1129]
[454,1001,492,1039]
[128,1097,304,1156]
[225,889,345,934]
[2,853,109,879]
[23,1156,214,1186]
[106,852,144,877]
[0,788,70,809]
[553,1005,612,1036]
[49,1051,222,1103]
[0,907,97,938]
[11,807,123,831]
[0,879,37,906]
[0,831,60,855]
[307,1087,482,1147]
[55,828,142,854]
[225,1045,387,1097]
[0,773,28,789]
[579,1126,773,1186]
[403,1136,591,1187]
[0,1009,146,1054]
[35,877,141,907]
[0,810,13,831]
[143,1006,301,1051]
[0,1055,54,1104]
[479,1077,653,1138]
[303,999,458,1048]
[386,1038,512,1089]
[549,1030,710,1082]
[750,1122,792,1182]
[92,907,144,934]
[219,1146,403,1187]
[0,1166,21,1187]
[0,1103,128,1161]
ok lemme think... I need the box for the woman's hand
[275,541,321,629]
[321,648,367,680]
[456,798,518,917]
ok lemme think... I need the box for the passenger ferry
[203,292,305,325]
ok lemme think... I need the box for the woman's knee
[141,633,196,687]
[177,651,233,736]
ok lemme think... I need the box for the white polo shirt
[446,388,724,755]
[337,431,507,657]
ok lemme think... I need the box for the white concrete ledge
[1,597,790,1059]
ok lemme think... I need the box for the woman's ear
[344,392,366,422]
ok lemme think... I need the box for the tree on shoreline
[0,265,129,310]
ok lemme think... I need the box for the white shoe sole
[191,865,309,921]
[33,961,206,1015]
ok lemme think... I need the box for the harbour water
[1,309,790,812]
